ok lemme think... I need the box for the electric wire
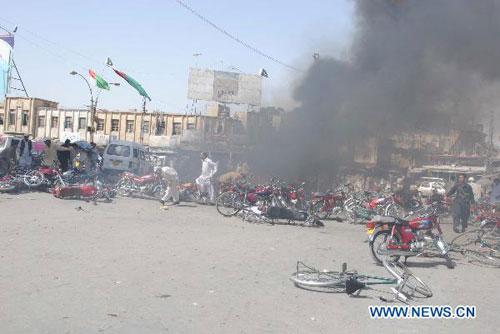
[174,0,302,72]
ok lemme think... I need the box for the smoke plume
[251,0,500,180]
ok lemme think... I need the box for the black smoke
[250,0,500,180]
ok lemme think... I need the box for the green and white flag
[88,69,110,90]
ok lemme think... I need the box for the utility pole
[140,97,147,144]
[485,109,495,170]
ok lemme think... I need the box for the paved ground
[0,192,498,333]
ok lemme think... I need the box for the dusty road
[0,192,498,333]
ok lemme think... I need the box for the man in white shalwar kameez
[195,152,218,202]
[155,165,180,207]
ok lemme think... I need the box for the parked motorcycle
[115,172,165,199]
[367,202,455,268]
[178,182,200,202]
[309,184,349,219]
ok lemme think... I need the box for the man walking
[155,165,180,207]
[446,174,475,233]
[17,134,33,169]
[195,152,218,203]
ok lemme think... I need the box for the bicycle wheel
[450,230,480,248]
[290,262,349,292]
[464,249,500,268]
[478,227,500,250]
[216,191,242,217]
[382,260,433,298]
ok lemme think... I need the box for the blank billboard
[188,68,262,105]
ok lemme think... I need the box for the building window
[51,116,59,128]
[142,121,150,133]
[8,110,15,125]
[0,115,3,125]
[187,122,196,130]
[78,117,87,130]
[111,119,119,132]
[155,120,166,135]
[126,120,135,133]
[173,121,182,135]
[64,116,73,129]
[37,115,46,127]
[97,118,104,131]
[22,111,29,126]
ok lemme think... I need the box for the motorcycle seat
[371,215,407,225]
[133,175,155,183]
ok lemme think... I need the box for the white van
[103,140,149,175]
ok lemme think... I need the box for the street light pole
[70,71,94,142]
[70,71,120,143]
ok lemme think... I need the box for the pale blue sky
[0,0,354,111]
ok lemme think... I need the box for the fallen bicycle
[290,260,432,303]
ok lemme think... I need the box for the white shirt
[201,158,217,179]
[161,166,178,180]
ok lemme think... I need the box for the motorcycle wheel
[310,200,330,219]
[384,203,404,218]
[151,184,165,199]
[0,182,16,193]
[23,170,44,188]
[116,179,132,197]
[370,229,401,264]
[216,191,242,217]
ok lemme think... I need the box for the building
[351,126,488,172]
[1,97,248,152]
[0,97,59,135]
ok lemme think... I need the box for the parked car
[0,134,22,175]
[102,140,150,175]
[417,180,446,197]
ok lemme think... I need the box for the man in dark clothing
[57,139,72,172]
[446,174,475,233]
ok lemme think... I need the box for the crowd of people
[16,134,101,173]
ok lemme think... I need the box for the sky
[0,0,354,112]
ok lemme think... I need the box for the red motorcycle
[285,182,306,210]
[115,172,165,199]
[216,180,278,217]
[309,185,350,219]
[367,202,455,268]
[53,180,115,202]
[178,182,200,202]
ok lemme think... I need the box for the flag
[88,69,110,90]
[112,68,151,101]
[0,34,14,96]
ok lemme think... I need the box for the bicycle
[290,260,432,303]
[450,229,500,268]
